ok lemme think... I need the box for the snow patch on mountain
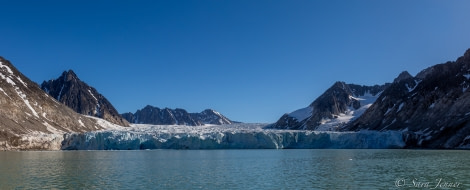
[0,61,14,74]
[78,119,85,127]
[85,115,125,130]
[315,91,382,131]
[406,79,422,92]
[0,87,10,98]
[464,74,470,79]
[0,63,39,118]
[88,89,98,101]
[397,102,405,113]
[16,77,27,87]
[288,106,313,121]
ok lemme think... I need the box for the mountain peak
[61,70,79,82]
[458,48,470,63]
[143,105,156,110]
[393,71,413,83]
[332,81,347,88]
[41,70,130,127]
[202,109,217,113]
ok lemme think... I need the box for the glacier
[61,123,406,150]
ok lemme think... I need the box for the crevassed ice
[61,123,406,150]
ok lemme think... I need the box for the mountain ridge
[122,105,233,126]
[344,48,470,148]
[270,82,389,130]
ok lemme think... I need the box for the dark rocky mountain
[270,82,389,130]
[0,57,111,150]
[122,105,233,126]
[41,70,130,127]
[190,109,233,125]
[344,49,470,149]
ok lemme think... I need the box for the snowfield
[61,123,406,150]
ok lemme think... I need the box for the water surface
[0,149,468,189]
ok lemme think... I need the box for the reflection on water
[0,149,469,189]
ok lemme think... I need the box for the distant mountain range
[41,70,234,127]
[122,105,233,126]
[271,48,470,148]
[1,48,470,150]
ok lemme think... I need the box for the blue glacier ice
[61,124,405,150]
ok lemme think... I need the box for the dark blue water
[0,149,469,189]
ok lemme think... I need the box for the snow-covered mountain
[344,49,470,149]
[41,70,130,127]
[0,57,121,150]
[122,106,233,126]
[270,82,389,131]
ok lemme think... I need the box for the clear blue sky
[1,1,470,123]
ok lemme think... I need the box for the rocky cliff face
[344,49,470,148]
[122,106,233,126]
[41,70,129,127]
[270,82,389,130]
[0,57,113,150]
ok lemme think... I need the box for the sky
[1,0,470,123]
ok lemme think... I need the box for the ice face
[61,123,406,150]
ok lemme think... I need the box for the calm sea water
[0,149,469,189]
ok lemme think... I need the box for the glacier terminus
[61,123,405,150]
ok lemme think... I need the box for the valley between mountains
[1,49,470,150]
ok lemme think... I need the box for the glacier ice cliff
[61,124,406,150]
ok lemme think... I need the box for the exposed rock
[190,109,232,125]
[41,70,130,127]
[344,48,470,149]
[270,82,389,130]
[393,71,413,83]
[0,57,109,150]
[122,106,233,126]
